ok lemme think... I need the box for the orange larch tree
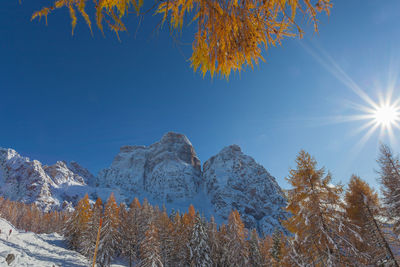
[30,0,331,78]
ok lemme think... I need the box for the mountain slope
[0,218,88,267]
[0,218,128,267]
[98,132,202,202]
[0,132,287,234]
[203,144,287,234]
[0,148,89,211]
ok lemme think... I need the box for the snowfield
[0,218,88,266]
[0,218,126,267]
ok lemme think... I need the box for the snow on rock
[44,161,85,186]
[203,145,288,234]
[68,161,96,186]
[0,132,288,234]
[98,132,202,202]
[0,148,90,211]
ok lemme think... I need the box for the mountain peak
[160,131,192,146]
[0,132,287,234]
[220,144,242,154]
[0,147,20,161]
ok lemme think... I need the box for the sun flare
[374,104,400,127]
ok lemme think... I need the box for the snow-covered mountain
[97,132,202,202]
[0,148,89,211]
[203,144,287,234]
[0,132,287,234]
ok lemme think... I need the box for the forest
[1,144,400,267]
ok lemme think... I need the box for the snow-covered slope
[0,218,88,266]
[0,132,287,234]
[98,132,202,202]
[0,218,128,267]
[0,148,89,211]
[97,132,287,234]
[203,145,287,234]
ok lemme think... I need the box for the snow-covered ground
[0,218,126,267]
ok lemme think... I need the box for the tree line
[1,143,400,266]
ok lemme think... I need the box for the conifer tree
[248,229,263,267]
[31,0,331,79]
[207,216,220,266]
[283,150,361,266]
[270,228,283,266]
[345,175,399,266]
[170,206,196,266]
[260,236,274,267]
[129,198,144,263]
[139,222,163,267]
[64,193,92,251]
[155,208,174,266]
[119,199,140,267]
[97,193,120,267]
[225,210,248,266]
[188,213,212,267]
[81,197,103,260]
[217,224,230,266]
[378,144,400,237]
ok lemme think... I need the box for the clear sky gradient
[1,0,400,190]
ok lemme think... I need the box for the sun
[373,104,400,128]
[349,93,400,148]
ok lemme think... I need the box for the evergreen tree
[225,210,248,266]
[97,193,120,267]
[283,150,361,266]
[248,229,263,267]
[64,194,91,251]
[270,228,282,266]
[81,197,103,260]
[188,213,212,267]
[207,216,220,266]
[139,222,163,267]
[345,175,399,266]
[217,224,230,266]
[378,144,400,237]
[156,208,174,266]
[121,198,142,267]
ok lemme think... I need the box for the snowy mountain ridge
[0,132,287,234]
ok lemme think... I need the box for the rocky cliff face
[97,132,287,234]
[203,145,287,234]
[0,148,88,211]
[0,132,287,234]
[98,132,202,202]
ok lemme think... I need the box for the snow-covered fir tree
[378,144,400,237]
[188,213,212,267]
[248,229,263,267]
[345,175,399,266]
[207,216,220,266]
[269,228,282,266]
[225,210,248,266]
[64,194,91,251]
[81,197,102,260]
[139,222,163,267]
[155,208,174,266]
[97,193,120,267]
[120,198,142,267]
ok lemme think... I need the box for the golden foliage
[32,0,142,36]
[31,0,331,78]
[283,150,361,266]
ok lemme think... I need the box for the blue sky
[1,0,400,190]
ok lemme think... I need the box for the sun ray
[300,41,400,152]
[352,122,380,156]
